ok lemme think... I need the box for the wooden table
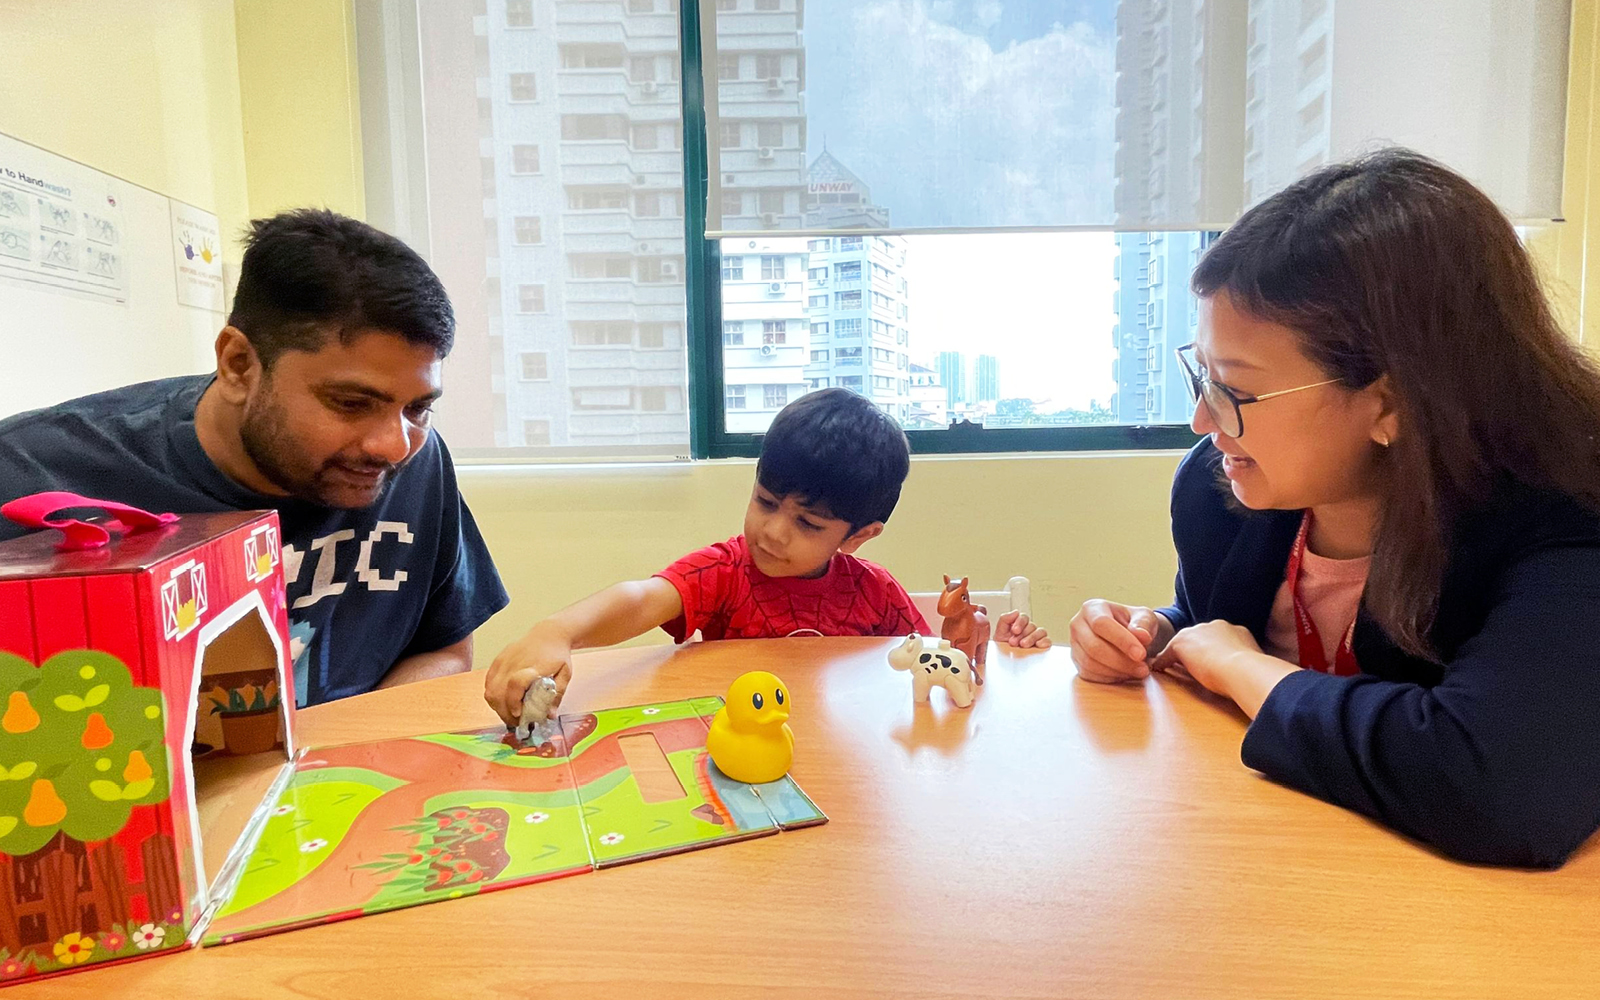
[23,638,1600,999]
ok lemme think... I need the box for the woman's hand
[1069,601,1172,682]
[1151,620,1298,718]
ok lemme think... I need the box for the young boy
[483,388,1048,725]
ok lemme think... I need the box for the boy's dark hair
[757,388,911,532]
[227,208,455,368]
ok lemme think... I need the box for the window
[630,124,660,151]
[638,256,684,283]
[571,321,632,346]
[511,145,540,174]
[808,377,829,389]
[639,323,676,349]
[520,353,549,381]
[838,375,863,392]
[641,387,683,411]
[570,255,633,279]
[764,385,789,408]
[523,420,551,446]
[385,9,1226,459]
[726,385,746,410]
[561,114,627,140]
[572,387,634,410]
[562,46,625,69]
[568,188,626,210]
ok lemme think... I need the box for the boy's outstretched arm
[484,577,684,726]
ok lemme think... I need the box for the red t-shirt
[654,535,929,642]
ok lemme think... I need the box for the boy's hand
[484,623,574,727]
[996,610,1051,649]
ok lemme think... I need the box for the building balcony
[569,411,688,439]
[716,148,804,173]
[561,211,685,242]
[566,350,685,380]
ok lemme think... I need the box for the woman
[1071,148,1600,868]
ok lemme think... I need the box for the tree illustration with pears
[0,650,177,970]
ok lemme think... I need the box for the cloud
[798,0,1115,228]
[974,0,1003,29]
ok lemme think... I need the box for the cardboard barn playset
[0,493,294,984]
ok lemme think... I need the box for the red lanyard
[1285,512,1361,676]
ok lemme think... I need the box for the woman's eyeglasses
[1174,343,1339,439]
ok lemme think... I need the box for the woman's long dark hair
[1192,147,1600,659]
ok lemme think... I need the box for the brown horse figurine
[937,575,991,684]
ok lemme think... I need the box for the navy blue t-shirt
[0,375,508,706]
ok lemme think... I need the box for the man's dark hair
[756,388,912,532]
[227,208,454,367]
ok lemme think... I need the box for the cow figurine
[937,575,991,684]
[889,633,977,709]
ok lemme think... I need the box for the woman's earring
[1377,434,1391,447]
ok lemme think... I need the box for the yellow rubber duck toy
[707,671,793,784]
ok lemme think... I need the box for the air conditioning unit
[760,212,777,225]
[661,261,679,278]
[758,147,774,160]
[641,80,658,95]
[760,343,777,356]
[766,77,782,91]
[632,175,647,185]
[766,281,784,294]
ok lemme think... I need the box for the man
[0,209,507,705]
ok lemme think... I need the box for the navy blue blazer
[1158,440,1600,868]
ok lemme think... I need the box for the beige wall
[0,0,250,256]
[233,0,366,220]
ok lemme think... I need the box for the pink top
[1263,547,1371,671]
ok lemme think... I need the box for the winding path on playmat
[218,717,710,926]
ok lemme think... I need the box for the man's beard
[239,390,399,508]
